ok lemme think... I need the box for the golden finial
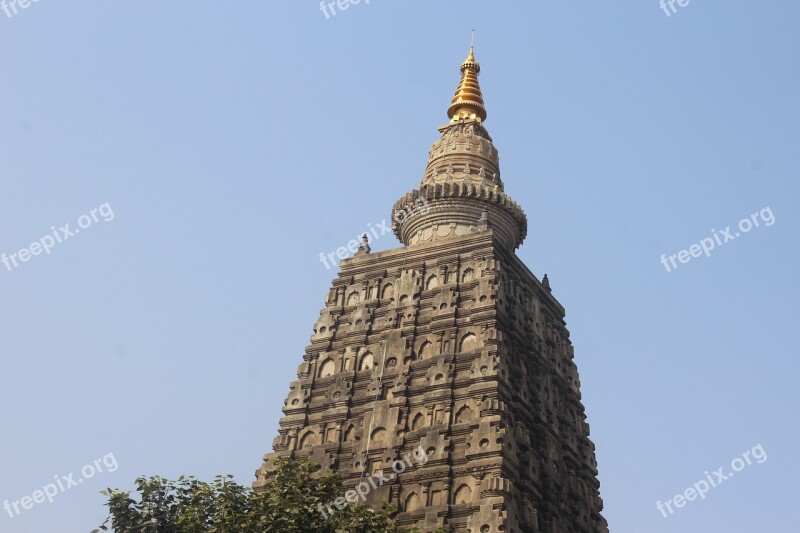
[447,32,486,123]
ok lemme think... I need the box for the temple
[254,45,609,533]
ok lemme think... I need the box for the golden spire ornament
[447,31,487,123]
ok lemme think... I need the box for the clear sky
[1,2,798,532]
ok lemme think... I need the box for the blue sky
[1,2,798,532]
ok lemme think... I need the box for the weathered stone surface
[254,48,608,533]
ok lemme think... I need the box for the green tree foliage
[92,457,395,532]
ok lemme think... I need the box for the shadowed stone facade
[255,47,609,533]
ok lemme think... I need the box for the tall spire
[392,40,528,251]
[447,38,487,123]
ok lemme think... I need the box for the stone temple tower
[255,47,609,533]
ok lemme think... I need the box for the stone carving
[255,48,607,533]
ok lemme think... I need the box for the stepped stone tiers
[254,47,609,533]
